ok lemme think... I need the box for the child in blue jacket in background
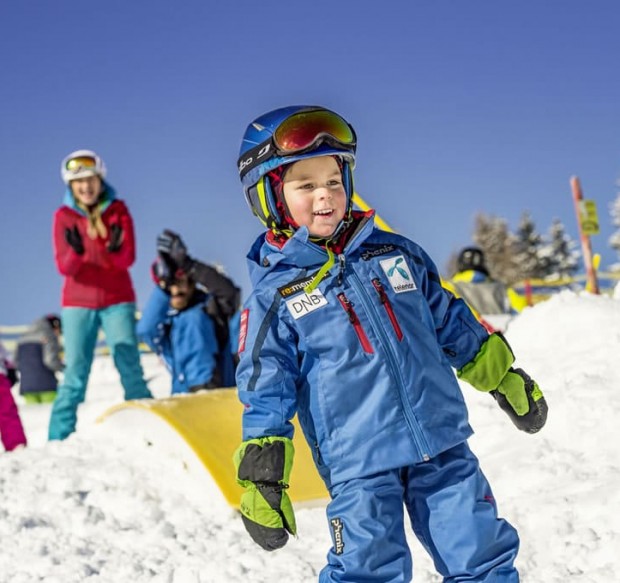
[138,230,240,393]
[232,106,548,582]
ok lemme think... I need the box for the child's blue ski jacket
[237,213,490,488]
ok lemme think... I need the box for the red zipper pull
[371,278,404,341]
[337,293,373,353]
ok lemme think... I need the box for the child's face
[282,156,346,239]
[70,175,102,207]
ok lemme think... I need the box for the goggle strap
[238,140,274,180]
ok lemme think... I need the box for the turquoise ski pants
[49,303,152,440]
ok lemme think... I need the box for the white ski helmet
[61,149,107,184]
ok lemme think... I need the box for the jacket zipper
[313,442,323,466]
[337,253,346,285]
[90,225,104,307]
[351,273,431,460]
[371,278,403,341]
[337,293,373,354]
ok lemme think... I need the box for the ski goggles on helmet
[238,109,356,180]
[460,249,485,268]
[65,156,98,174]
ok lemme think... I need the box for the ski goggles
[461,249,485,268]
[65,156,97,173]
[238,109,356,180]
[274,109,355,154]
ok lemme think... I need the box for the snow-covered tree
[538,218,580,279]
[512,211,546,281]
[472,213,520,284]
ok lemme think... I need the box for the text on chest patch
[285,289,328,319]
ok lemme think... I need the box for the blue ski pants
[49,303,152,440]
[320,441,519,582]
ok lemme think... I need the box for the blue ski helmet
[237,105,357,233]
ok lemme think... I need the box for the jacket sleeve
[235,289,299,441]
[106,201,136,270]
[136,286,170,352]
[190,260,241,317]
[417,246,489,370]
[53,209,83,276]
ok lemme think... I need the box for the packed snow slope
[1,289,619,583]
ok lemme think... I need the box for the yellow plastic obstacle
[97,389,329,508]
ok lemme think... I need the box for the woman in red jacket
[49,149,152,440]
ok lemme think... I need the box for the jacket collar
[247,210,376,286]
[62,181,117,216]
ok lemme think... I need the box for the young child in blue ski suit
[138,230,240,393]
[232,106,548,582]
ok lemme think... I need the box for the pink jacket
[0,342,27,451]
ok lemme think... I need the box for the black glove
[157,229,193,272]
[490,368,548,434]
[188,380,218,393]
[107,224,123,253]
[65,226,84,255]
[6,367,18,387]
[233,437,297,551]
[189,369,221,392]
[151,256,174,292]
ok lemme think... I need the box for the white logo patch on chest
[379,255,417,293]
[285,289,328,319]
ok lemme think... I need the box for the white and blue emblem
[379,255,417,293]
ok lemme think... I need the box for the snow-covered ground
[1,289,620,583]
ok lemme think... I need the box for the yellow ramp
[97,389,329,508]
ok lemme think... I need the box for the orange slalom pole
[570,176,599,295]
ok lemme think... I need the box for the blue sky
[2,1,619,325]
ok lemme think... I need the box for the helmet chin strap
[307,209,352,245]
[301,207,357,294]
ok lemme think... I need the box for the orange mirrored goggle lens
[273,110,355,154]
[65,156,97,172]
